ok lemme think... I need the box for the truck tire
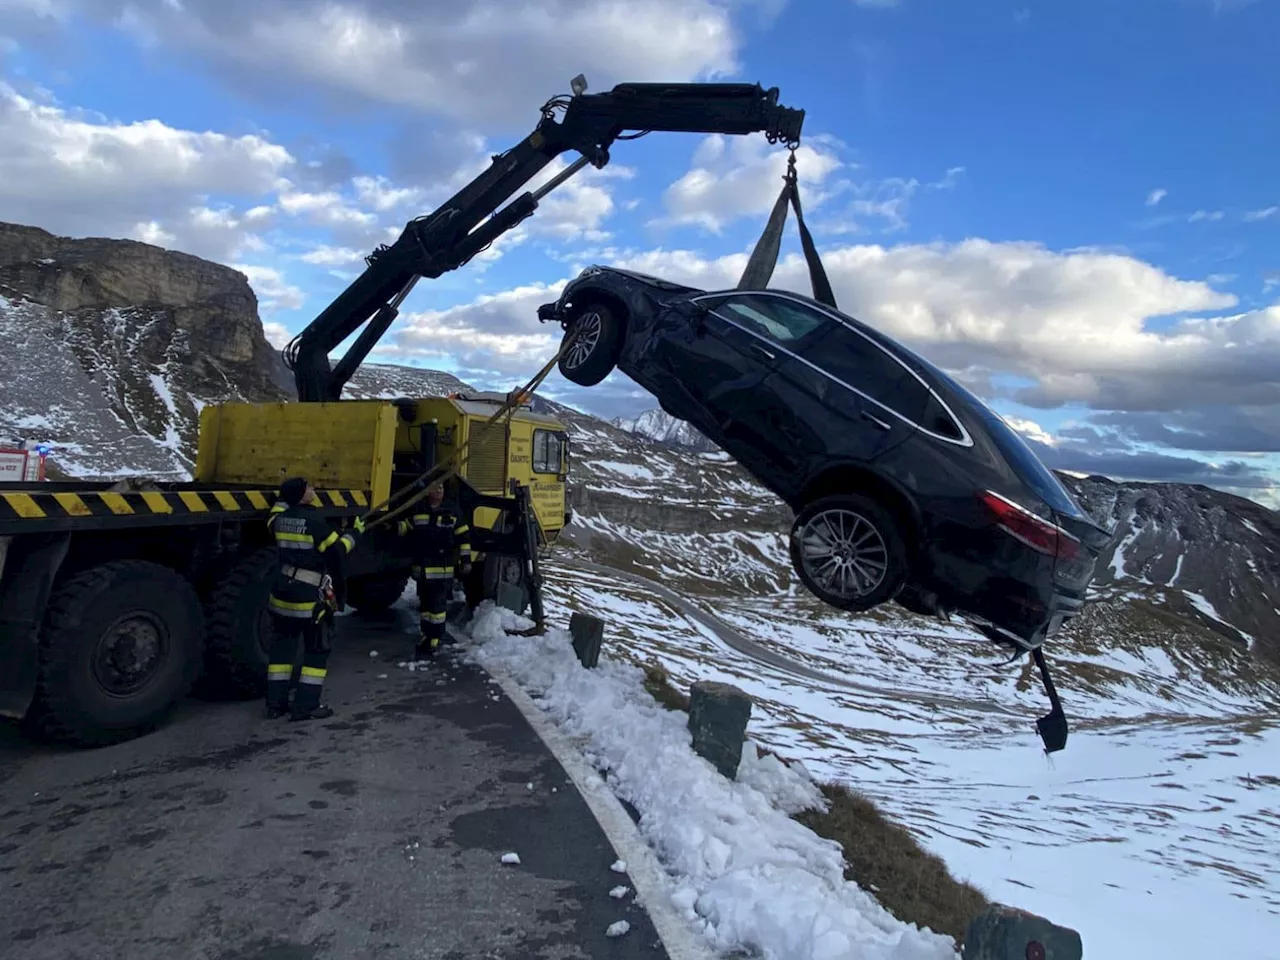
[200,547,277,699]
[32,560,203,747]
[347,572,410,613]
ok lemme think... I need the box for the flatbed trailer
[0,473,549,746]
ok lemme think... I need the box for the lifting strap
[737,148,838,310]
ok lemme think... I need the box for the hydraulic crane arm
[283,78,806,402]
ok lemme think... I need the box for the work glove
[460,561,473,576]
[353,516,366,533]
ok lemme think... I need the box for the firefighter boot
[290,622,334,721]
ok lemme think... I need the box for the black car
[537,266,1113,662]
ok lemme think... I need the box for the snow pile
[460,601,959,960]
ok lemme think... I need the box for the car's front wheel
[789,493,909,612]
[558,302,622,386]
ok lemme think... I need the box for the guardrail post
[687,681,752,780]
[569,612,604,668]
[963,905,1082,960]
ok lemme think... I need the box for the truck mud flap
[0,533,70,719]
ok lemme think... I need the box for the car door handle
[861,410,892,431]
[749,342,776,362]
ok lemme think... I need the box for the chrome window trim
[689,290,975,447]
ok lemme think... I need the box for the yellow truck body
[194,393,569,540]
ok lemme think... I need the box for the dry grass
[640,658,990,948]
[795,785,990,944]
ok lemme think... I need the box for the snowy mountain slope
[0,222,291,478]
[531,560,1280,960]
[612,407,718,453]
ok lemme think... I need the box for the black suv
[537,266,1113,660]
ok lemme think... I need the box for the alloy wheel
[562,312,602,370]
[798,508,889,600]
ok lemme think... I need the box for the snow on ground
[459,601,960,960]
[527,562,1280,960]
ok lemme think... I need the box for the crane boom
[283,79,806,401]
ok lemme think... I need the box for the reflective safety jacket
[398,503,471,580]
[266,501,358,619]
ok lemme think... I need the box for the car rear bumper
[925,540,1091,651]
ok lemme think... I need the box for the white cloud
[1189,209,1225,222]
[261,320,292,349]
[1244,205,1278,222]
[1146,187,1167,206]
[393,238,1278,417]
[0,80,293,260]
[655,133,845,233]
[233,263,305,312]
[1001,415,1058,447]
[298,244,366,267]
[85,0,742,126]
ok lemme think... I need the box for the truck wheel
[347,572,410,613]
[201,547,277,699]
[558,302,622,387]
[33,560,203,747]
[788,493,909,613]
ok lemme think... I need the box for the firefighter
[264,476,364,721]
[398,480,471,660]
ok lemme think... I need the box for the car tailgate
[1051,509,1113,588]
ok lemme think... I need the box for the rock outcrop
[0,221,291,476]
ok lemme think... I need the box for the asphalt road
[0,606,670,960]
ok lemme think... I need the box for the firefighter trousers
[266,612,333,716]
[415,575,452,657]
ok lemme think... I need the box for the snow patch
[462,602,958,960]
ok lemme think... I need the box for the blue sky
[0,0,1276,506]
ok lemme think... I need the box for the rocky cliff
[0,221,291,476]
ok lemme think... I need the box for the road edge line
[470,650,715,960]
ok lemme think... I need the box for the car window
[947,383,1083,516]
[701,293,829,344]
[800,326,932,423]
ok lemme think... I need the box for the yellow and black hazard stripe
[0,487,371,535]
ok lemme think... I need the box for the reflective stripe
[276,539,315,550]
[317,531,340,552]
[299,673,325,685]
[339,533,356,552]
[275,531,312,544]
[421,571,453,580]
[454,524,470,536]
[267,663,293,678]
[281,565,323,586]
[300,666,326,681]
[420,611,447,623]
[269,596,316,617]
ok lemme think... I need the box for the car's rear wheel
[789,493,908,612]
[558,302,622,386]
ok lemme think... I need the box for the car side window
[802,327,932,424]
[700,293,829,345]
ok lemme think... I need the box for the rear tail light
[979,490,1080,561]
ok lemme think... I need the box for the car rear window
[944,382,1084,517]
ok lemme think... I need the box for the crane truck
[0,77,807,746]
